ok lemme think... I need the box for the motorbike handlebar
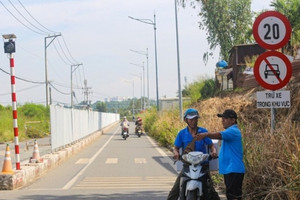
[173,154,218,165]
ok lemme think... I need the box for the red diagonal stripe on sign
[263,57,283,83]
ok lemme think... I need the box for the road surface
[0,122,178,200]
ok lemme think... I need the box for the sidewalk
[0,137,51,168]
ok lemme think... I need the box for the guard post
[2,34,21,170]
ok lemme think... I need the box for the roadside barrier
[1,144,14,175]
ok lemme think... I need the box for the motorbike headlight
[183,152,209,165]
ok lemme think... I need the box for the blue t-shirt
[219,124,245,174]
[174,127,212,154]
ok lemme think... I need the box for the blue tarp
[216,60,228,68]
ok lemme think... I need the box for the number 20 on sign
[253,11,292,50]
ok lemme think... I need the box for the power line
[17,0,58,34]
[52,42,73,65]
[0,66,45,84]
[56,38,76,65]
[0,84,42,96]
[61,35,79,64]
[8,0,49,35]
[49,82,70,95]
[0,0,46,35]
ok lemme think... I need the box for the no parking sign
[254,51,292,91]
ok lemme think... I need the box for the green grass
[0,104,50,143]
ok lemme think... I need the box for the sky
[0,0,272,106]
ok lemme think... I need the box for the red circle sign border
[253,11,292,50]
[254,51,292,91]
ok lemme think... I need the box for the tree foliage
[179,0,253,61]
[95,101,107,112]
[270,0,300,54]
[19,103,49,118]
[182,78,216,102]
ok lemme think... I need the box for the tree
[95,102,107,112]
[270,0,300,55]
[179,0,253,61]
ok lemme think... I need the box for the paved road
[0,123,179,199]
[0,123,226,199]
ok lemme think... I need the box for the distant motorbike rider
[135,117,143,133]
[120,116,129,135]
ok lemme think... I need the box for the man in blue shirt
[167,108,220,200]
[196,109,245,200]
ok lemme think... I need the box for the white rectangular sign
[256,90,290,108]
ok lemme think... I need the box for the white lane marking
[105,158,118,164]
[72,176,176,190]
[134,158,146,164]
[62,127,119,190]
[75,158,90,164]
[146,135,168,157]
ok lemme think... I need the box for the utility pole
[71,63,83,108]
[83,79,92,106]
[45,33,61,106]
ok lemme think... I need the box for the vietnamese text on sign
[256,90,290,108]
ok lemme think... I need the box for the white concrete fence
[50,105,120,151]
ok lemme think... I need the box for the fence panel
[50,105,120,151]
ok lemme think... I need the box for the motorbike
[135,125,142,137]
[121,127,129,140]
[179,151,216,200]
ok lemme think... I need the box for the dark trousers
[167,166,220,200]
[224,173,244,200]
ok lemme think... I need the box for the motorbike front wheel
[186,190,199,200]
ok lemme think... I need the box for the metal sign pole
[271,107,276,133]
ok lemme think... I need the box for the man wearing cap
[167,108,220,200]
[196,109,245,200]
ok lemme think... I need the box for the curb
[0,123,117,190]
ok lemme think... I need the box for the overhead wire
[0,84,42,96]
[16,0,58,34]
[8,0,49,35]
[0,0,85,103]
[52,42,72,65]
[0,0,46,35]
[49,82,70,95]
[61,35,79,64]
[56,38,76,65]
[0,66,44,84]
[0,66,72,96]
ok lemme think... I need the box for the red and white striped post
[9,53,21,170]
[3,34,20,170]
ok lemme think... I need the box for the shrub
[20,103,48,118]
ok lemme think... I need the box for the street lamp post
[174,0,183,120]
[45,33,61,106]
[131,73,143,112]
[129,14,159,111]
[124,79,135,116]
[130,62,145,110]
[130,48,149,109]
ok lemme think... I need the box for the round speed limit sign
[253,11,291,50]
